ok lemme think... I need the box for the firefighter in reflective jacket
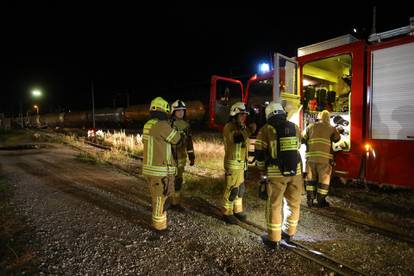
[222,102,256,224]
[170,100,195,210]
[302,110,340,208]
[255,102,303,249]
[142,97,181,232]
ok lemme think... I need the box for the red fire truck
[209,18,414,188]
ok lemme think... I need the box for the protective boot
[282,231,292,242]
[234,212,247,222]
[261,235,280,250]
[317,196,330,208]
[223,214,238,225]
[306,195,314,208]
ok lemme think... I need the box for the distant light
[258,63,270,74]
[353,28,357,33]
[32,89,42,97]
[33,105,38,109]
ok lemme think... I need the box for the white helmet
[265,101,285,120]
[230,102,249,117]
[171,100,187,114]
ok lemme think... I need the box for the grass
[184,173,224,197]
[76,152,102,165]
[94,130,143,156]
[192,136,224,171]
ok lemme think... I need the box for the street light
[33,105,39,115]
[32,89,42,97]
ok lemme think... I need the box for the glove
[234,132,244,143]
[259,175,268,200]
[248,122,257,134]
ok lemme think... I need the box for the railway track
[29,129,412,274]
[70,137,370,275]
[84,139,414,243]
[184,196,367,276]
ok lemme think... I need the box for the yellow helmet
[265,101,285,120]
[318,110,330,123]
[171,100,187,113]
[230,102,249,117]
[150,97,170,113]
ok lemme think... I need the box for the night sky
[1,2,412,115]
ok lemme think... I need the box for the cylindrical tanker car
[4,100,207,130]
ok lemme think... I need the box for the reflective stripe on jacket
[303,121,340,163]
[143,119,181,177]
[223,121,253,171]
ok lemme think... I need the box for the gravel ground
[1,144,323,275]
[1,131,413,275]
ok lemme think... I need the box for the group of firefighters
[142,96,340,249]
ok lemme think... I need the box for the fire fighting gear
[170,112,195,206]
[171,99,187,113]
[317,110,330,123]
[255,117,303,243]
[265,175,303,242]
[223,214,238,225]
[259,177,269,200]
[333,115,349,126]
[305,180,317,207]
[234,212,247,222]
[265,102,285,120]
[222,119,255,216]
[229,102,249,117]
[142,110,181,231]
[317,196,330,208]
[238,182,246,197]
[174,175,183,191]
[261,234,280,250]
[229,186,239,201]
[150,96,170,113]
[303,110,340,206]
[281,231,292,242]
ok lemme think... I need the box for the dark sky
[0,2,412,115]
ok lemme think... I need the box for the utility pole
[91,80,95,129]
[371,6,377,35]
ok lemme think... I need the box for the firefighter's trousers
[146,174,175,231]
[222,169,245,216]
[266,175,303,242]
[172,165,185,205]
[305,161,332,201]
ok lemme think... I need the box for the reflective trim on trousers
[306,185,316,191]
[317,188,329,195]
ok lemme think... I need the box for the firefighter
[303,110,341,208]
[222,102,256,224]
[142,97,181,233]
[255,102,303,249]
[170,100,195,210]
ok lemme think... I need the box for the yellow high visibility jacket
[223,121,253,171]
[255,123,302,177]
[142,118,181,177]
[170,119,195,167]
[302,121,341,163]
